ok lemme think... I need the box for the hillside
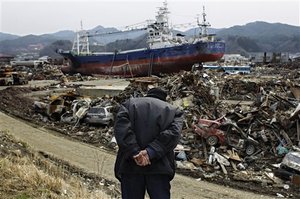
[102,22,300,55]
[216,21,300,53]
[218,21,299,38]
[0,32,19,42]
[0,25,147,55]
[0,21,299,56]
[39,40,73,58]
[0,34,57,55]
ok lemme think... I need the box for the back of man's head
[146,87,168,101]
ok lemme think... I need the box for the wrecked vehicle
[275,150,300,184]
[34,92,84,121]
[12,73,28,85]
[0,72,28,86]
[193,117,259,155]
[47,96,71,120]
[0,73,14,86]
[33,90,115,125]
[84,105,114,126]
[281,151,300,175]
[192,118,225,146]
[60,99,91,124]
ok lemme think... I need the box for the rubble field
[0,62,300,198]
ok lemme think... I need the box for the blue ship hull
[59,41,225,77]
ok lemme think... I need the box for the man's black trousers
[121,173,171,199]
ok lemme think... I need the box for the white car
[84,106,114,126]
[281,151,300,174]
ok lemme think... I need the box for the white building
[222,54,249,64]
[249,52,289,63]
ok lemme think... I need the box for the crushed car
[34,92,85,121]
[281,151,300,175]
[0,72,28,86]
[274,150,300,184]
[84,105,114,126]
[192,117,259,156]
[0,73,14,86]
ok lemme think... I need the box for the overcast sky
[0,0,299,36]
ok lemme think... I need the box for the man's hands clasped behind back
[133,150,151,166]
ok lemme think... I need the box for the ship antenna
[80,20,83,30]
[198,6,211,36]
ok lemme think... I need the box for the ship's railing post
[148,53,154,77]
[110,51,117,76]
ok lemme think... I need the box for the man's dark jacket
[114,96,183,181]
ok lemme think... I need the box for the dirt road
[0,111,275,199]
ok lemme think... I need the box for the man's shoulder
[124,97,179,109]
[124,97,166,106]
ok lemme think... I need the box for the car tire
[206,135,218,146]
[245,144,255,156]
[108,120,114,126]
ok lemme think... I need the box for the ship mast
[72,21,90,55]
[197,6,211,37]
[193,6,216,43]
[147,0,177,49]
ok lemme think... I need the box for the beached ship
[58,2,225,77]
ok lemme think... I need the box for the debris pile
[113,70,300,197]
[0,64,300,197]
[220,78,259,100]
[29,64,64,80]
[110,70,300,189]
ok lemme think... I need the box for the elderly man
[114,87,184,199]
